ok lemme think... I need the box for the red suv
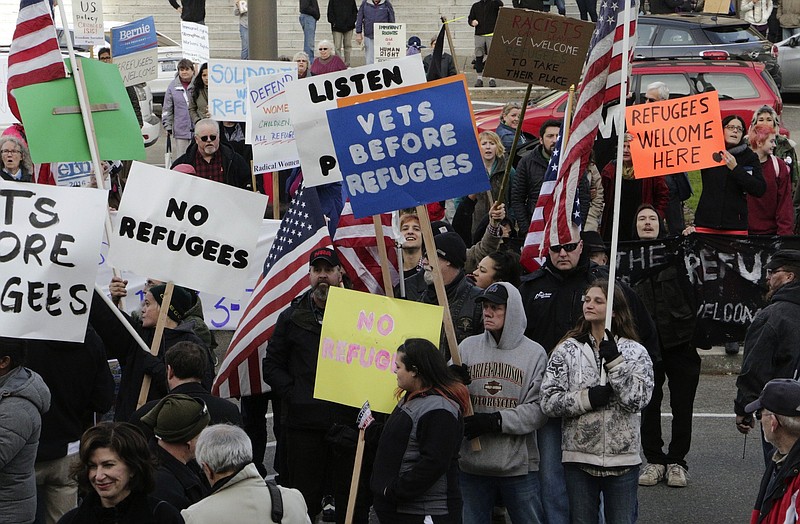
[475,60,785,140]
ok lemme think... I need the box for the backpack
[265,480,284,522]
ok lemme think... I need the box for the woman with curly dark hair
[58,422,183,524]
[188,63,209,125]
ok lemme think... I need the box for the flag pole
[54,1,120,278]
[416,204,481,451]
[604,0,635,376]
[496,83,533,209]
[441,16,461,75]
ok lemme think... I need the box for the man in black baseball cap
[264,244,368,522]
[414,232,483,360]
[310,247,341,267]
[748,379,800,523]
[736,250,800,464]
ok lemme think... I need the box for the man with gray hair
[747,379,800,522]
[182,425,310,524]
[171,118,251,189]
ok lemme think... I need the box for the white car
[777,34,800,94]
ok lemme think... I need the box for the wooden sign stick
[344,428,367,524]
[136,281,174,409]
[416,205,481,451]
[372,215,394,298]
[272,171,281,219]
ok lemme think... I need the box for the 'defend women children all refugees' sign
[327,75,489,218]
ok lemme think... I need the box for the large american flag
[213,186,332,398]
[7,0,67,121]
[333,201,399,295]
[521,0,637,273]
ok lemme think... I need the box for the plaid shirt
[193,148,225,184]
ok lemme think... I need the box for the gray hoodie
[457,282,548,476]
[0,366,51,524]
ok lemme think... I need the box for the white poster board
[375,23,406,63]
[73,0,105,47]
[208,59,297,122]
[246,71,300,174]
[284,55,426,187]
[181,21,210,63]
[97,218,280,330]
[0,181,108,342]
[107,162,268,297]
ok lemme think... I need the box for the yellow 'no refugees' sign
[315,287,443,413]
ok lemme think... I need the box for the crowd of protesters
[7,1,800,523]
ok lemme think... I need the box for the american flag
[7,0,67,121]
[213,186,332,398]
[333,201,399,295]
[521,0,638,273]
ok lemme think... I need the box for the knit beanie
[149,284,193,323]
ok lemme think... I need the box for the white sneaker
[666,463,689,488]
[638,463,665,486]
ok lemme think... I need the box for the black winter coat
[633,264,696,351]
[328,0,357,31]
[735,282,800,415]
[171,142,252,190]
[300,0,321,19]
[468,0,504,35]
[26,328,115,462]
[168,0,205,23]
[520,258,661,361]
[58,491,183,524]
[511,144,549,231]
[89,291,209,422]
[695,144,766,231]
[151,444,210,510]
[262,290,359,430]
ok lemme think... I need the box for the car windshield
[704,26,762,44]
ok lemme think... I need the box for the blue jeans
[564,465,639,524]
[239,24,248,59]
[537,418,570,524]
[545,0,566,15]
[364,36,375,65]
[460,471,544,524]
[299,13,316,60]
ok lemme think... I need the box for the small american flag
[521,0,637,273]
[333,201,399,295]
[7,0,67,121]
[213,185,332,398]
[357,401,375,430]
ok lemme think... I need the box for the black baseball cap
[476,283,508,305]
[766,249,800,270]
[745,378,800,416]
[310,247,340,266]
